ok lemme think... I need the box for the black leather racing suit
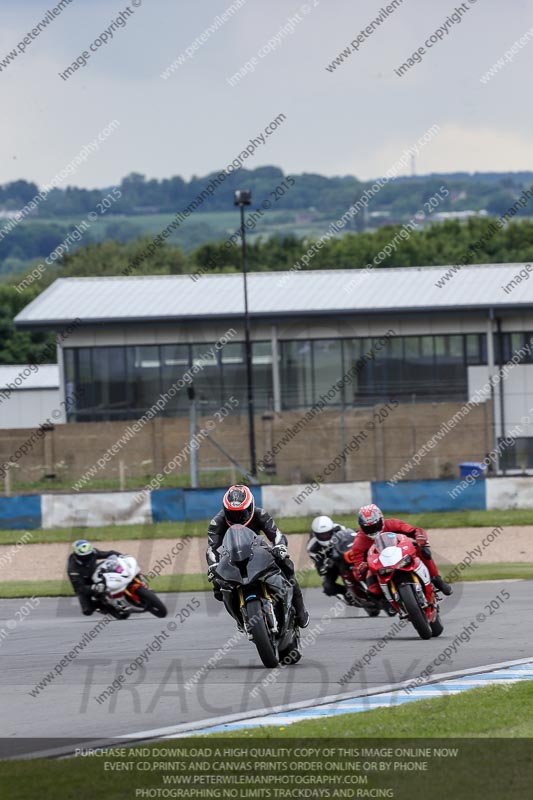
[206,507,307,621]
[307,525,348,597]
[67,549,120,616]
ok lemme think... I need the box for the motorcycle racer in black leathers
[67,539,130,619]
[206,485,310,628]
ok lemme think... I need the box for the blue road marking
[183,660,533,736]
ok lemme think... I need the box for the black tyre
[136,586,168,618]
[278,628,302,665]
[246,599,279,668]
[278,645,302,665]
[398,583,432,640]
[101,602,130,620]
[430,613,444,637]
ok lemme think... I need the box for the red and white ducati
[367,532,444,640]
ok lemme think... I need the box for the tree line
[3,216,533,365]
[2,167,532,218]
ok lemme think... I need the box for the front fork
[383,570,435,619]
[237,585,279,636]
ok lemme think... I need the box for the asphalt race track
[1,582,531,755]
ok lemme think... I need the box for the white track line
[17,654,529,760]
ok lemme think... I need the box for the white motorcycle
[92,555,167,618]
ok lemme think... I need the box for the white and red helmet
[358,504,384,538]
[223,485,255,526]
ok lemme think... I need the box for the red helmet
[358,504,384,538]
[223,485,255,526]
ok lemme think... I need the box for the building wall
[0,389,62,430]
[468,364,533,439]
[59,313,494,349]
[0,399,493,488]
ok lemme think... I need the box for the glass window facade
[279,333,486,409]
[495,331,533,364]
[63,333,487,421]
[499,437,533,470]
[63,341,274,422]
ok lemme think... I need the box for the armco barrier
[486,477,533,510]
[3,477,533,530]
[372,478,486,513]
[149,487,255,523]
[41,491,151,529]
[262,482,371,517]
[0,495,42,530]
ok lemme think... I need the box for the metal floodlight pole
[187,385,198,488]
[234,189,256,477]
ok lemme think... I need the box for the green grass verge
[0,684,531,799]
[7,468,281,495]
[214,681,533,738]
[1,563,531,598]
[0,570,319,598]
[2,507,533,546]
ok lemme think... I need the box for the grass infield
[0,562,531,598]
[2,507,533,546]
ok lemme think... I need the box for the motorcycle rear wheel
[430,613,444,637]
[135,586,168,618]
[398,583,432,640]
[278,623,302,665]
[100,600,130,620]
[246,599,279,668]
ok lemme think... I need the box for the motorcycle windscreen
[222,525,256,563]
[331,528,357,554]
[100,555,121,572]
[92,556,119,583]
[373,532,399,552]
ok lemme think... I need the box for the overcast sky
[2,0,532,188]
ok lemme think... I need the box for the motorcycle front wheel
[246,599,279,668]
[398,583,432,640]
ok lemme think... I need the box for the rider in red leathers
[346,504,453,598]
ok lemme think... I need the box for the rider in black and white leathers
[307,515,350,598]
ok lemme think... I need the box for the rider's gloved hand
[415,530,429,546]
[319,558,333,575]
[356,561,368,579]
[272,543,289,560]
[92,581,106,595]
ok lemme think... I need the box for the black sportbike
[214,525,302,668]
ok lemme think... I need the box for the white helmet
[311,515,335,546]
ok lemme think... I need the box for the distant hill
[1,167,532,279]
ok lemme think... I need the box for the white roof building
[0,364,60,430]
[13,265,533,468]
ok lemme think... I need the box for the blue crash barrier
[0,480,495,530]
[150,486,263,523]
[0,494,42,529]
[372,478,486,513]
